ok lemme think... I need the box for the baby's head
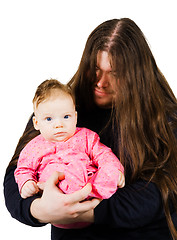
[33,79,77,142]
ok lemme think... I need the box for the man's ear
[33,116,40,130]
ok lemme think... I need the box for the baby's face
[33,93,77,142]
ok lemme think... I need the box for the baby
[15,79,125,228]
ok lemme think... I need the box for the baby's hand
[117,171,125,188]
[21,180,39,199]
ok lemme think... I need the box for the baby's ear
[75,111,78,124]
[33,116,39,130]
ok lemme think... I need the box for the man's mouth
[94,88,111,96]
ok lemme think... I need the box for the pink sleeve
[14,135,55,192]
[85,129,124,199]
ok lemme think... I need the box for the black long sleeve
[95,180,163,228]
[3,166,46,227]
[4,165,175,239]
[50,179,175,240]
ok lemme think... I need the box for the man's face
[93,51,117,108]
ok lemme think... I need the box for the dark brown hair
[69,18,177,239]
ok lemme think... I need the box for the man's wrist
[30,198,48,223]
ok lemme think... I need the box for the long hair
[69,18,177,239]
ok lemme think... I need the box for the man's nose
[96,72,109,88]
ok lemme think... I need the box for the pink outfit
[15,127,124,228]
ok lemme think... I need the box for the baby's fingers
[21,181,39,199]
[29,181,39,193]
[21,187,35,199]
[118,172,125,188]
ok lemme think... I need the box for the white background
[1,0,177,239]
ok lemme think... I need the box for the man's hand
[30,171,101,225]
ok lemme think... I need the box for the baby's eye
[64,115,69,119]
[46,117,52,121]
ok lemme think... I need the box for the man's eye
[46,117,52,121]
[111,72,117,77]
[95,67,100,74]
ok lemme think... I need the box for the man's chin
[94,98,112,109]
